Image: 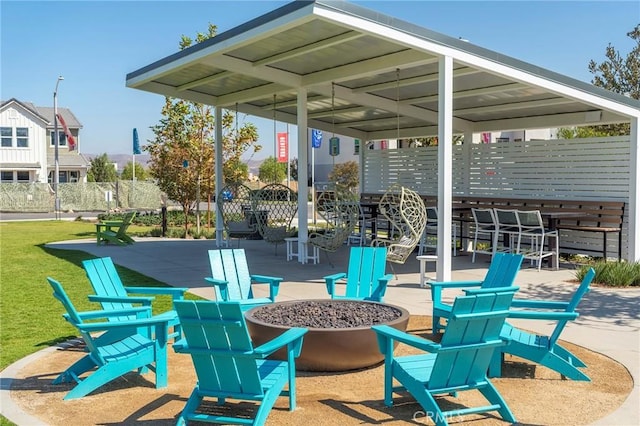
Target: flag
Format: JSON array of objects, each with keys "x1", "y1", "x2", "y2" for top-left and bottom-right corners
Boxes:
[
  {"x1": 311, "y1": 129, "x2": 322, "y2": 148},
  {"x1": 133, "y1": 128, "x2": 141, "y2": 154},
  {"x1": 277, "y1": 132, "x2": 288, "y2": 163},
  {"x1": 56, "y1": 113, "x2": 76, "y2": 151}
]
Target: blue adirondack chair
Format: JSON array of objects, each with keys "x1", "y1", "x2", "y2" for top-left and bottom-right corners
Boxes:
[
  {"x1": 373, "y1": 286, "x2": 519, "y2": 426},
  {"x1": 431, "y1": 252, "x2": 523, "y2": 332},
  {"x1": 46, "y1": 277, "x2": 169, "y2": 400},
  {"x1": 173, "y1": 300, "x2": 307, "y2": 426},
  {"x1": 206, "y1": 249, "x2": 282, "y2": 310},
  {"x1": 494, "y1": 267, "x2": 596, "y2": 381},
  {"x1": 324, "y1": 246, "x2": 393, "y2": 302},
  {"x1": 82, "y1": 256, "x2": 187, "y2": 341}
]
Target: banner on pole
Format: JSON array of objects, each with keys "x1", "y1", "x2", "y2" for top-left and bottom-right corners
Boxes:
[
  {"x1": 277, "y1": 132, "x2": 288, "y2": 163},
  {"x1": 133, "y1": 128, "x2": 141, "y2": 154},
  {"x1": 56, "y1": 113, "x2": 76, "y2": 151},
  {"x1": 311, "y1": 129, "x2": 322, "y2": 148}
]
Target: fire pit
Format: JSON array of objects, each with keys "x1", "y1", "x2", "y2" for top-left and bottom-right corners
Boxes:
[{"x1": 245, "y1": 299, "x2": 410, "y2": 372}]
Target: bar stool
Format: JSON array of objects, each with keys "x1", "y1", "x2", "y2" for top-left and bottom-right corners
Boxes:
[{"x1": 416, "y1": 254, "x2": 438, "y2": 288}]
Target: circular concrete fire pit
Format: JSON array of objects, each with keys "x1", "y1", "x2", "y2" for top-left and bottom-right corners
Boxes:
[{"x1": 245, "y1": 299, "x2": 410, "y2": 372}]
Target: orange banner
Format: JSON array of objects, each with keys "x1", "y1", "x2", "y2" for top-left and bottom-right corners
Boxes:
[{"x1": 56, "y1": 113, "x2": 76, "y2": 151}]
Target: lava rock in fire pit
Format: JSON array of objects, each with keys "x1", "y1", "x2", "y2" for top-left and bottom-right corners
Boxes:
[{"x1": 251, "y1": 300, "x2": 403, "y2": 329}]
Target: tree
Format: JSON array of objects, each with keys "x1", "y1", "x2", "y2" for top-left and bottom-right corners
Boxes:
[
  {"x1": 120, "y1": 161, "x2": 148, "y2": 181},
  {"x1": 223, "y1": 158, "x2": 249, "y2": 183},
  {"x1": 258, "y1": 157, "x2": 286, "y2": 183},
  {"x1": 328, "y1": 161, "x2": 359, "y2": 193},
  {"x1": 87, "y1": 153, "x2": 117, "y2": 182},
  {"x1": 146, "y1": 23, "x2": 261, "y2": 235},
  {"x1": 586, "y1": 24, "x2": 640, "y2": 136}
]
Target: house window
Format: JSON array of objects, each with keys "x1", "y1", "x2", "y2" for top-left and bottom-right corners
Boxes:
[
  {"x1": 1, "y1": 171, "x2": 13, "y2": 182},
  {"x1": 16, "y1": 128, "x2": 29, "y2": 147},
  {"x1": 50, "y1": 131, "x2": 67, "y2": 147},
  {"x1": 69, "y1": 171, "x2": 79, "y2": 183},
  {"x1": 496, "y1": 137, "x2": 510, "y2": 143},
  {"x1": 48, "y1": 170, "x2": 74, "y2": 183},
  {"x1": 17, "y1": 171, "x2": 30, "y2": 182},
  {"x1": 1, "y1": 127, "x2": 12, "y2": 147}
]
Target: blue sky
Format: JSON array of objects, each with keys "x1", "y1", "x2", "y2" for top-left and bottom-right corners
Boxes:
[{"x1": 2, "y1": 0, "x2": 638, "y2": 159}]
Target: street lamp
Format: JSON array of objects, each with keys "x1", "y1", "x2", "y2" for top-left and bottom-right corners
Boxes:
[{"x1": 53, "y1": 75, "x2": 64, "y2": 219}]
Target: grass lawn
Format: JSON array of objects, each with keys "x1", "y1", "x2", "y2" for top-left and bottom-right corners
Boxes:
[{"x1": 0, "y1": 219, "x2": 200, "y2": 370}]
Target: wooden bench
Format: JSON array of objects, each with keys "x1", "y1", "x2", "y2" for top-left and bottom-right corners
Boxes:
[{"x1": 454, "y1": 197, "x2": 625, "y2": 260}]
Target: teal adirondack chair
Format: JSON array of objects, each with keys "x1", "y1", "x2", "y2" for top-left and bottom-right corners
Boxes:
[
  {"x1": 82, "y1": 256, "x2": 187, "y2": 341},
  {"x1": 206, "y1": 249, "x2": 282, "y2": 310},
  {"x1": 173, "y1": 300, "x2": 307, "y2": 426},
  {"x1": 431, "y1": 252, "x2": 523, "y2": 333},
  {"x1": 494, "y1": 267, "x2": 596, "y2": 381},
  {"x1": 96, "y1": 211, "x2": 137, "y2": 245},
  {"x1": 324, "y1": 247, "x2": 393, "y2": 302},
  {"x1": 373, "y1": 286, "x2": 519, "y2": 426},
  {"x1": 47, "y1": 277, "x2": 169, "y2": 400}
]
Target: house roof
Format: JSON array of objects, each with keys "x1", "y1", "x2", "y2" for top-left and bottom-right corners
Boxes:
[
  {"x1": 126, "y1": 0, "x2": 640, "y2": 141},
  {"x1": 0, "y1": 98, "x2": 83, "y2": 129}
]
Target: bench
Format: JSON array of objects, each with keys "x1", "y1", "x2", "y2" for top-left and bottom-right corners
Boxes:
[{"x1": 454, "y1": 197, "x2": 625, "y2": 260}]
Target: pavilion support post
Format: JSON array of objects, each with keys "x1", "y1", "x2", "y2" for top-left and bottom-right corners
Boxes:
[
  {"x1": 297, "y1": 88, "x2": 309, "y2": 262},
  {"x1": 215, "y1": 106, "x2": 225, "y2": 247},
  {"x1": 629, "y1": 116, "x2": 639, "y2": 262},
  {"x1": 437, "y1": 56, "x2": 454, "y2": 282}
]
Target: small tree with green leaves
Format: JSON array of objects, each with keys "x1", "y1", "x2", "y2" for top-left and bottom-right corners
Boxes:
[
  {"x1": 585, "y1": 24, "x2": 639, "y2": 136},
  {"x1": 121, "y1": 161, "x2": 148, "y2": 181},
  {"x1": 289, "y1": 157, "x2": 298, "y2": 181},
  {"x1": 87, "y1": 153, "x2": 117, "y2": 182},
  {"x1": 147, "y1": 23, "x2": 260, "y2": 235},
  {"x1": 328, "y1": 160, "x2": 359, "y2": 193},
  {"x1": 258, "y1": 156, "x2": 287, "y2": 183}
]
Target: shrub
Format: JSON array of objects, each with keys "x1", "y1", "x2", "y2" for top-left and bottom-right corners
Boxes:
[{"x1": 575, "y1": 261, "x2": 640, "y2": 287}]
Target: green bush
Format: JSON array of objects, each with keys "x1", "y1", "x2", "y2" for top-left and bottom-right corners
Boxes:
[{"x1": 576, "y1": 261, "x2": 640, "y2": 287}]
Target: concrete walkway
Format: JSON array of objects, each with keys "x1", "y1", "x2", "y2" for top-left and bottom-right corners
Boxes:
[{"x1": 2, "y1": 237, "x2": 638, "y2": 425}]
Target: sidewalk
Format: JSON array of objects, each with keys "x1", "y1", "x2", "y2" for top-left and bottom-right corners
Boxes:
[{"x1": 2, "y1": 237, "x2": 638, "y2": 425}]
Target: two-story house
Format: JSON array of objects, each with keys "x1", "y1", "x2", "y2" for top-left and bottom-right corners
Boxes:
[{"x1": 0, "y1": 98, "x2": 90, "y2": 184}]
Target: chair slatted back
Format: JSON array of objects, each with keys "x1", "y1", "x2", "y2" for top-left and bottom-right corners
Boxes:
[
  {"x1": 174, "y1": 300, "x2": 263, "y2": 396},
  {"x1": 116, "y1": 211, "x2": 136, "y2": 239},
  {"x1": 430, "y1": 287, "x2": 517, "y2": 389},
  {"x1": 83, "y1": 256, "x2": 140, "y2": 322},
  {"x1": 481, "y1": 253, "x2": 524, "y2": 289},
  {"x1": 47, "y1": 277, "x2": 103, "y2": 363},
  {"x1": 549, "y1": 268, "x2": 595, "y2": 346},
  {"x1": 208, "y1": 249, "x2": 253, "y2": 301},
  {"x1": 345, "y1": 247, "x2": 388, "y2": 298}
]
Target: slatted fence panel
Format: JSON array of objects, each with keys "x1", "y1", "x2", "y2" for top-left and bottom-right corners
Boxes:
[{"x1": 362, "y1": 136, "x2": 630, "y2": 259}]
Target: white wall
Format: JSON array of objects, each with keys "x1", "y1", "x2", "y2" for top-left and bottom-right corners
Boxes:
[{"x1": 0, "y1": 104, "x2": 48, "y2": 182}]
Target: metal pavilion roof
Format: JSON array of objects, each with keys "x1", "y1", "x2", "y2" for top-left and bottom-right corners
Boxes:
[{"x1": 126, "y1": 0, "x2": 639, "y2": 141}]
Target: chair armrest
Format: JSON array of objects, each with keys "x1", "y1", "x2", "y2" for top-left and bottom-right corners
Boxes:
[
  {"x1": 172, "y1": 338, "x2": 188, "y2": 353},
  {"x1": 250, "y1": 275, "x2": 283, "y2": 301},
  {"x1": 205, "y1": 277, "x2": 229, "y2": 300},
  {"x1": 429, "y1": 280, "x2": 484, "y2": 289},
  {"x1": 508, "y1": 311, "x2": 579, "y2": 320},
  {"x1": 76, "y1": 313, "x2": 173, "y2": 332},
  {"x1": 254, "y1": 327, "x2": 308, "y2": 357},
  {"x1": 371, "y1": 324, "x2": 440, "y2": 352},
  {"x1": 369, "y1": 274, "x2": 394, "y2": 301},
  {"x1": 88, "y1": 294, "x2": 154, "y2": 306},
  {"x1": 124, "y1": 286, "x2": 189, "y2": 300},
  {"x1": 511, "y1": 299, "x2": 569, "y2": 310},
  {"x1": 74, "y1": 306, "x2": 151, "y2": 320},
  {"x1": 323, "y1": 273, "x2": 347, "y2": 296}
]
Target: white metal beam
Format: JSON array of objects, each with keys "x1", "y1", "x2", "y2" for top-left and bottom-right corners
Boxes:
[{"x1": 437, "y1": 56, "x2": 454, "y2": 282}]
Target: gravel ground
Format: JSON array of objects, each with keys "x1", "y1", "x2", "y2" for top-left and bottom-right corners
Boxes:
[{"x1": 250, "y1": 300, "x2": 403, "y2": 328}]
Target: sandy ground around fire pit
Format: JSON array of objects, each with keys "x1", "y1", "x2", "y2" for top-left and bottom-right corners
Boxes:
[{"x1": 9, "y1": 316, "x2": 632, "y2": 425}]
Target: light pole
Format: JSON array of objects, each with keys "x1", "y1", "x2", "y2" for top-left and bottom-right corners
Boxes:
[{"x1": 53, "y1": 75, "x2": 64, "y2": 219}]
